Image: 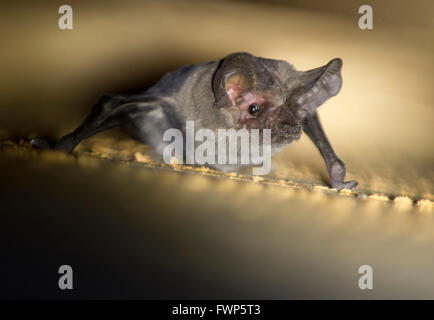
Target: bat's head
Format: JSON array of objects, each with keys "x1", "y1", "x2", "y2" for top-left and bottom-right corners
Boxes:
[{"x1": 213, "y1": 52, "x2": 342, "y2": 147}]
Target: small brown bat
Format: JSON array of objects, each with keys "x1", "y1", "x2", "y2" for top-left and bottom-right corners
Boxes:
[{"x1": 31, "y1": 52, "x2": 357, "y2": 190}]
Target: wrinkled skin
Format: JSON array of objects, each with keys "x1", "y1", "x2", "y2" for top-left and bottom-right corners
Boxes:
[{"x1": 31, "y1": 52, "x2": 357, "y2": 190}]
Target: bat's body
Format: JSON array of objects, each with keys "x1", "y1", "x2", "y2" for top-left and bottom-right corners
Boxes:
[{"x1": 32, "y1": 52, "x2": 357, "y2": 190}]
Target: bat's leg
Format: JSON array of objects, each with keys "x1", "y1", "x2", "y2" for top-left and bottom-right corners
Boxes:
[
  {"x1": 31, "y1": 94, "x2": 161, "y2": 153},
  {"x1": 302, "y1": 112, "x2": 358, "y2": 190}
]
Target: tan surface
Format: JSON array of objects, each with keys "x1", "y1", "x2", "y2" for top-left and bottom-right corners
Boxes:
[{"x1": 0, "y1": 138, "x2": 433, "y2": 298}]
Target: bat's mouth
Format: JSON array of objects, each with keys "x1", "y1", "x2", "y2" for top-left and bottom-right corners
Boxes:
[{"x1": 271, "y1": 123, "x2": 302, "y2": 144}]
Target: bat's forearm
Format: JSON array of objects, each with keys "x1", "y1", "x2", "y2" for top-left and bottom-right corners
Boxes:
[{"x1": 303, "y1": 112, "x2": 357, "y2": 190}]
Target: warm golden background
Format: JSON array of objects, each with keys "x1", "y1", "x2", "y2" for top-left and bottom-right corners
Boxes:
[{"x1": 0, "y1": 0, "x2": 433, "y2": 299}]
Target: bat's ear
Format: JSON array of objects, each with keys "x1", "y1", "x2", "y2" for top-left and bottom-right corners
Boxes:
[
  {"x1": 292, "y1": 58, "x2": 342, "y2": 119},
  {"x1": 212, "y1": 53, "x2": 256, "y2": 108},
  {"x1": 215, "y1": 72, "x2": 252, "y2": 108}
]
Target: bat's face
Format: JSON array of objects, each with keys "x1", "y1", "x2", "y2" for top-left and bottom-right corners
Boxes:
[
  {"x1": 221, "y1": 73, "x2": 302, "y2": 146},
  {"x1": 213, "y1": 52, "x2": 343, "y2": 148}
]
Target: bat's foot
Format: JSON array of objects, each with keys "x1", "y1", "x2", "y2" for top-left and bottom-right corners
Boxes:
[
  {"x1": 30, "y1": 137, "x2": 55, "y2": 150},
  {"x1": 30, "y1": 136, "x2": 77, "y2": 153},
  {"x1": 332, "y1": 179, "x2": 358, "y2": 191}
]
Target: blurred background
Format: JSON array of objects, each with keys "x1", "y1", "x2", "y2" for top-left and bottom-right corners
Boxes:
[
  {"x1": 0, "y1": 0, "x2": 433, "y2": 299},
  {"x1": 1, "y1": 0, "x2": 433, "y2": 196}
]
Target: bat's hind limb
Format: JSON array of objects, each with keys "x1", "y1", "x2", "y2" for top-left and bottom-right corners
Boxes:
[{"x1": 31, "y1": 94, "x2": 164, "y2": 154}]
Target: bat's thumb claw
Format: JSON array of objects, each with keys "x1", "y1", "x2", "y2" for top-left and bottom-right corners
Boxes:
[{"x1": 334, "y1": 180, "x2": 358, "y2": 191}]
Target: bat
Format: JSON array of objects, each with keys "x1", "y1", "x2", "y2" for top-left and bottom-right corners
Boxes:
[{"x1": 31, "y1": 52, "x2": 358, "y2": 190}]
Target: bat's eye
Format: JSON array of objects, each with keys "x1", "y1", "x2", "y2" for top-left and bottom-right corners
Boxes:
[{"x1": 248, "y1": 104, "x2": 260, "y2": 115}]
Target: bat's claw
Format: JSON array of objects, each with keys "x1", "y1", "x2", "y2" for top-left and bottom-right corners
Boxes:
[
  {"x1": 333, "y1": 180, "x2": 358, "y2": 191},
  {"x1": 30, "y1": 137, "x2": 55, "y2": 150}
]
